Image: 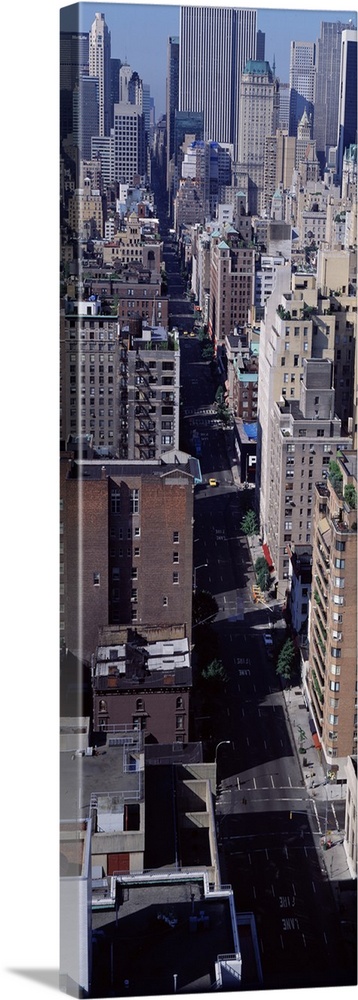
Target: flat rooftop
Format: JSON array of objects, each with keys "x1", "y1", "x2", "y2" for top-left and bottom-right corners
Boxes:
[
  {"x1": 60, "y1": 733, "x2": 143, "y2": 822},
  {"x1": 92, "y1": 875, "x2": 237, "y2": 996}
]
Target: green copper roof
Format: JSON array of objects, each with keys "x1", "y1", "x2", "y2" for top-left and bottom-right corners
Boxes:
[{"x1": 243, "y1": 59, "x2": 272, "y2": 77}]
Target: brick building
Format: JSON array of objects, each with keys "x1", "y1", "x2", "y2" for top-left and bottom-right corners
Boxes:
[
  {"x1": 83, "y1": 266, "x2": 169, "y2": 329},
  {"x1": 208, "y1": 227, "x2": 255, "y2": 350},
  {"x1": 92, "y1": 624, "x2": 191, "y2": 743},
  {"x1": 61, "y1": 457, "x2": 195, "y2": 662}
]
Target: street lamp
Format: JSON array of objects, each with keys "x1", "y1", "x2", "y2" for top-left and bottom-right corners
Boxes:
[{"x1": 193, "y1": 562, "x2": 208, "y2": 590}]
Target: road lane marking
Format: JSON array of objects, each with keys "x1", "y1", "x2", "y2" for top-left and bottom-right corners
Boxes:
[
  {"x1": 312, "y1": 799, "x2": 322, "y2": 835},
  {"x1": 253, "y1": 777, "x2": 257, "y2": 789},
  {"x1": 271, "y1": 775, "x2": 275, "y2": 788},
  {"x1": 312, "y1": 881, "x2": 316, "y2": 893}
]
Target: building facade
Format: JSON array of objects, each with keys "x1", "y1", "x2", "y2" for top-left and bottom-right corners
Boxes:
[
  {"x1": 289, "y1": 40, "x2": 316, "y2": 137},
  {"x1": 92, "y1": 626, "x2": 191, "y2": 744},
  {"x1": 267, "y1": 359, "x2": 350, "y2": 589},
  {"x1": 166, "y1": 35, "x2": 179, "y2": 200},
  {"x1": 89, "y1": 11, "x2": 111, "y2": 137},
  {"x1": 314, "y1": 20, "x2": 352, "y2": 174},
  {"x1": 179, "y1": 5, "x2": 257, "y2": 158},
  {"x1": 306, "y1": 452, "x2": 357, "y2": 763},
  {"x1": 208, "y1": 227, "x2": 255, "y2": 350},
  {"x1": 336, "y1": 28, "x2": 358, "y2": 186},
  {"x1": 113, "y1": 103, "x2": 146, "y2": 185},
  {"x1": 238, "y1": 60, "x2": 279, "y2": 216},
  {"x1": 61, "y1": 458, "x2": 194, "y2": 662}
]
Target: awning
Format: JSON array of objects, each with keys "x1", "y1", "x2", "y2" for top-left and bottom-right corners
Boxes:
[
  {"x1": 318, "y1": 517, "x2": 330, "y2": 537},
  {"x1": 262, "y1": 543, "x2": 274, "y2": 571},
  {"x1": 312, "y1": 732, "x2": 322, "y2": 751}
]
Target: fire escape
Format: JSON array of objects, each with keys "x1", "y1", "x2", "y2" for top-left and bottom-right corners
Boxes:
[
  {"x1": 118, "y1": 343, "x2": 129, "y2": 459},
  {"x1": 134, "y1": 354, "x2": 157, "y2": 460}
]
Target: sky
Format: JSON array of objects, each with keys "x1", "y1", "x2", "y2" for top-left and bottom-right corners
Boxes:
[{"x1": 61, "y1": 1, "x2": 357, "y2": 117}]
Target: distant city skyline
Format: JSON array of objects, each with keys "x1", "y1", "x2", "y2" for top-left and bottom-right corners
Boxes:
[{"x1": 60, "y1": 2, "x2": 357, "y2": 117}]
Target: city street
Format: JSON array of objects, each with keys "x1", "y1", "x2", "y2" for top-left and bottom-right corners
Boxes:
[
  {"x1": 177, "y1": 316, "x2": 356, "y2": 990},
  {"x1": 155, "y1": 181, "x2": 356, "y2": 991}
]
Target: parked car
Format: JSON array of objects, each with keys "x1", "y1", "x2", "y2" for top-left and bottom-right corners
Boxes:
[{"x1": 209, "y1": 478, "x2": 218, "y2": 487}]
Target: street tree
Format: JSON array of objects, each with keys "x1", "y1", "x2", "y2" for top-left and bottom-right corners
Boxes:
[
  {"x1": 201, "y1": 658, "x2": 227, "y2": 685},
  {"x1": 241, "y1": 509, "x2": 258, "y2": 536},
  {"x1": 192, "y1": 589, "x2": 218, "y2": 626},
  {"x1": 276, "y1": 638, "x2": 296, "y2": 683},
  {"x1": 255, "y1": 556, "x2": 270, "y2": 592}
]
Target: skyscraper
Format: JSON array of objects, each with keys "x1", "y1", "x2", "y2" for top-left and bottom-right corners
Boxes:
[
  {"x1": 179, "y1": 6, "x2": 257, "y2": 158},
  {"x1": 314, "y1": 21, "x2": 352, "y2": 174},
  {"x1": 89, "y1": 11, "x2": 111, "y2": 136},
  {"x1": 60, "y1": 29, "x2": 89, "y2": 140},
  {"x1": 238, "y1": 60, "x2": 279, "y2": 215},
  {"x1": 113, "y1": 103, "x2": 146, "y2": 184},
  {"x1": 336, "y1": 27, "x2": 358, "y2": 185},
  {"x1": 289, "y1": 40, "x2": 316, "y2": 137},
  {"x1": 110, "y1": 57, "x2": 122, "y2": 127},
  {"x1": 256, "y1": 29, "x2": 265, "y2": 61},
  {"x1": 73, "y1": 75, "x2": 99, "y2": 160},
  {"x1": 166, "y1": 36, "x2": 179, "y2": 195}
]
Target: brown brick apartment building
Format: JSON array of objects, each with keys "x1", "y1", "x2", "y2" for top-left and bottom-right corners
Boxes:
[{"x1": 61, "y1": 457, "x2": 195, "y2": 663}]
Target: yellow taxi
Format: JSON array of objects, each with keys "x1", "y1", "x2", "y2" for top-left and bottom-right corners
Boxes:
[{"x1": 209, "y1": 478, "x2": 218, "y2": 487}]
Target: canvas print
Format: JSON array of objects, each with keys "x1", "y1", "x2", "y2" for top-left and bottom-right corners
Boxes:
[{"x1": 59, "y1": 3, "x2": 357, "y2": 996}]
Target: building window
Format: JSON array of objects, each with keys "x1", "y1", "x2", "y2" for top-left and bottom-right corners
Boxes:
[
  {"x1": 93, "y1": 573, "x2": 100, "y2": 586},
  {"x1": 163, "y1": 596, "x2": 168, "y2": 606},
  {"x1": 111, "y1": 490, "x2": 120, "y2": 513},
  {"x1": 176, "y1": 715, "x2": 184, "y2": 730},
  {"x1": 334, "y1": 558, "x2": 345, "y2": 569},
  {"x1": 331, "y1": 647, "x2": 341, "y2": 658},
  {"x1": 329, "y1": 714, "x2": 338, "y2": 725},
  {"x1": 335, "y1": 540, "x2": 346, "y2": 552},
  {"x1": 173, "y1": 551, "x2": 179, "y2": 563},
  {"x1": 130, "y1": 489, "x2": 139, "y2": 514},
  {"x1": 176, "y1": 697, "x2": 184, "y2": 709},
  {"x1": 136, "y1": 698, "x2": 144, "y2": 711},
  {"x1": 334, "y1": 577, "x2": 345, "y2": 588},
  {"x1": 330, "y1": 681, "x2": 340, "y2": 692},
  {"x1": 331, "y1": 663, "x2": 341, "y2": 675},
  {"x1": 134, "y1": 547, "x2": 140, "y2": 556},
  {"x1": 131, "y1": 567, "x2": 138, "y2": 579},
  {"x1": 173, "y1": 531, "x2": 179, "y2": 543},
  {"x1": 131, "y1": 588, "x2": 138, "y2": 602},
  {"x1": 173, "y1": 572, "x2": 179, "y2": 584}
]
